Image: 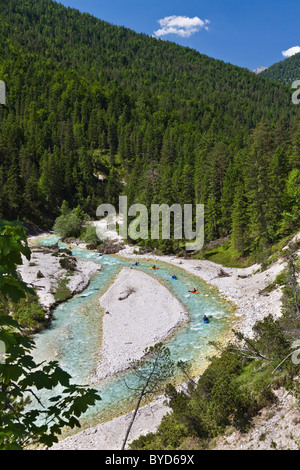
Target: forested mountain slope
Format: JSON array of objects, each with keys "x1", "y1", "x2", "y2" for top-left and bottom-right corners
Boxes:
[
  {"x1": 0, "y1": 0, "x2": 299, "y2": 255},
  {"x1": 261, "y1": 53, "x2": 300, "y2": 84}
]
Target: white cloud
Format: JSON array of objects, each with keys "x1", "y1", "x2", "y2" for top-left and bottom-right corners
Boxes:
[
  {"x1": 154, "y1": 15, "x2": 210, "y2": 38},
  {"x1": 282, "y1": 46, "x2": 300, "y2": 58}
]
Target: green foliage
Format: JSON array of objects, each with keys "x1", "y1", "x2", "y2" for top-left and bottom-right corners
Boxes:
[
  {"x1": 80, "y1": 225, "x2": 100, "y2": 248},
  {"x1": 234, "y1": 361, "x2": 277, "y2": 409},
  {"x1": 260, "y1": 271, "x2": 288, "y2": 293},
  {"x1": 157, "y1": 239, "x2": 176, "y2": 255},
  {"x1": 53, "y1": 202, "x2": 99, "y2": 245},
  {"x1": 131, "y1": 253, "x2": 300, "y2": 451},
  {"x1": 280, "y1": 170, "x2": 300, "y2": 234},
  {"x1": 53, "y1": 277, "x2": 72, "y2": 303},
  {"x1": 59, "y1": 255, "x2": 77, "y2": 271},
  {"x1": 0, "y1": 222, "x2": 101, "y2": 449},
  {"x1": 131, "y1": 350, "x2": 261, "y2": 449},
  {"x1": 11, "y1": 294, "x2": 46, "y2": 332},
  {"x1": 53, "y1": 208, "x2": 83, "y2": 239},
  {"x1": 231, "y1": 183, "x2": 247, "y2": 255},
  {"x1": 252, "y1": 315, "x2": 290, "y2": 362},
  {"x1": 195, "y1": 240, "x2": 252, "y2": 268},
  {"x1": 279, "y1": 248, "x2": 300, "y2": 340},
  {"x1": 0, "y1": 221, "x2": 33, "y2": 302},
  {"x1": 0, "y1": 316, "x2": 101, "y2": 449},
  {"x1": 261, "y1": 53, "x2": 300, "y2": 84},
  {"x1": 0, "y1": 0, "x2": 299, "y2": 257},
  {"x1": 129, "y1": 432, "x2": 160, "y2": 451},
  {"x1": 127, "y1": 343, "x2": 175, "y2": 397},
  {"x1": 54, "y1": 201, "x2": 102, "y2": 249}
]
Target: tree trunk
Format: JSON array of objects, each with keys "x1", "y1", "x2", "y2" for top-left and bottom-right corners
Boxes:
[{"x1": 121, "y1": 390, "x2": 144, "y2": 450}]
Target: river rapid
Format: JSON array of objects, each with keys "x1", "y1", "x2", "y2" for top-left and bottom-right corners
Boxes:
[{"x1": 31, "y1": 235, "x2": 235, "y2": 429}]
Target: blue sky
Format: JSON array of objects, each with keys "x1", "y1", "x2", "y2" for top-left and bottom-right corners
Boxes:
[{"x1": 57, "y1": 0, "x2": 299, "y2": 70}]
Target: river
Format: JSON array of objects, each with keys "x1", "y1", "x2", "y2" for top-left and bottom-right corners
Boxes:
[{"x1": 32, "y1": 235, "x2": 235, "y2": 430}]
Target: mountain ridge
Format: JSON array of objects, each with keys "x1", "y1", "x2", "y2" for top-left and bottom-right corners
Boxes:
[
  {"x1": 252, "y1": 66, "x2": 268, "y2": 75},
  {"x1": 0, "y1": 0, "x2": 299, "y2": 257},
  {"x1": 261, "y1": 52, "x2": 300, "y2": 84}
]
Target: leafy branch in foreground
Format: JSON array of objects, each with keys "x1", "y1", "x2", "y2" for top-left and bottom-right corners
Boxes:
[
  {"x1": 0, "y1": 316, "x2": 101, "y2": 449},
  {"x1": 0, "y1": 221, "x2": 33, "y2": 303},
  {"x1": 0, "y1": 221, "x2": 101, "y2": 449}
]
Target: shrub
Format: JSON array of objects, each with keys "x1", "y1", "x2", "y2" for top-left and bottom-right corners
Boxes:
[
  {"x1": 53, "y1": 211, "x2": 82, "y2": 238},
  {"x1": 59, "y1": 256, "x2": 77, "y2": 271},
  {"x1": 12, "y1": 295, "x2": 46, "y2": 331},
  {"x1": 54, "y1": 278, "x2": 72, "y2": 302},
  {"x1": 81, "y1": 225, "x2": 100, "y2": 248}
]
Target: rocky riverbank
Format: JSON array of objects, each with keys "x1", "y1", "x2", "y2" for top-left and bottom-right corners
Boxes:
[
  {"x1": 36, "y1": 232, "x2": 299, "y2": 451},
  {"x1": 18, "y1": 242, "x2": 102, "y2": 311}
]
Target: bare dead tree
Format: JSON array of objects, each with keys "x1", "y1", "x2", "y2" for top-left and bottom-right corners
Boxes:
[{"x1": 118, "y1": 287, "x2": 136, "y2": 301}]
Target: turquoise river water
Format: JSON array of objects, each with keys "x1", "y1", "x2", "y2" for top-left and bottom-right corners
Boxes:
[{"x1": 32, "y1": 235, "x2": 235, "y2": 430}]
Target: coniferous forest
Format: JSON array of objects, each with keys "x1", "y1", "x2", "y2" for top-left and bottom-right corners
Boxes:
[
  {"x1": 0, "y1": 0, "x2": 300, "y2": 257},
  {"x1": 261, "y1": 52, "x2": 300, "y2": 84},
  {"x1": 1, "y1": 0, "x2": 300, "y2": 453}
]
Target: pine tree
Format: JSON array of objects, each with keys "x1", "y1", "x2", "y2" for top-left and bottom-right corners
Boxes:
[
  {"x1": 244, "y1": 121, "x2": 273, "y2": 248},
  {"x1": 231, "y1": 182, "x2": 248, "y2": 256}
]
